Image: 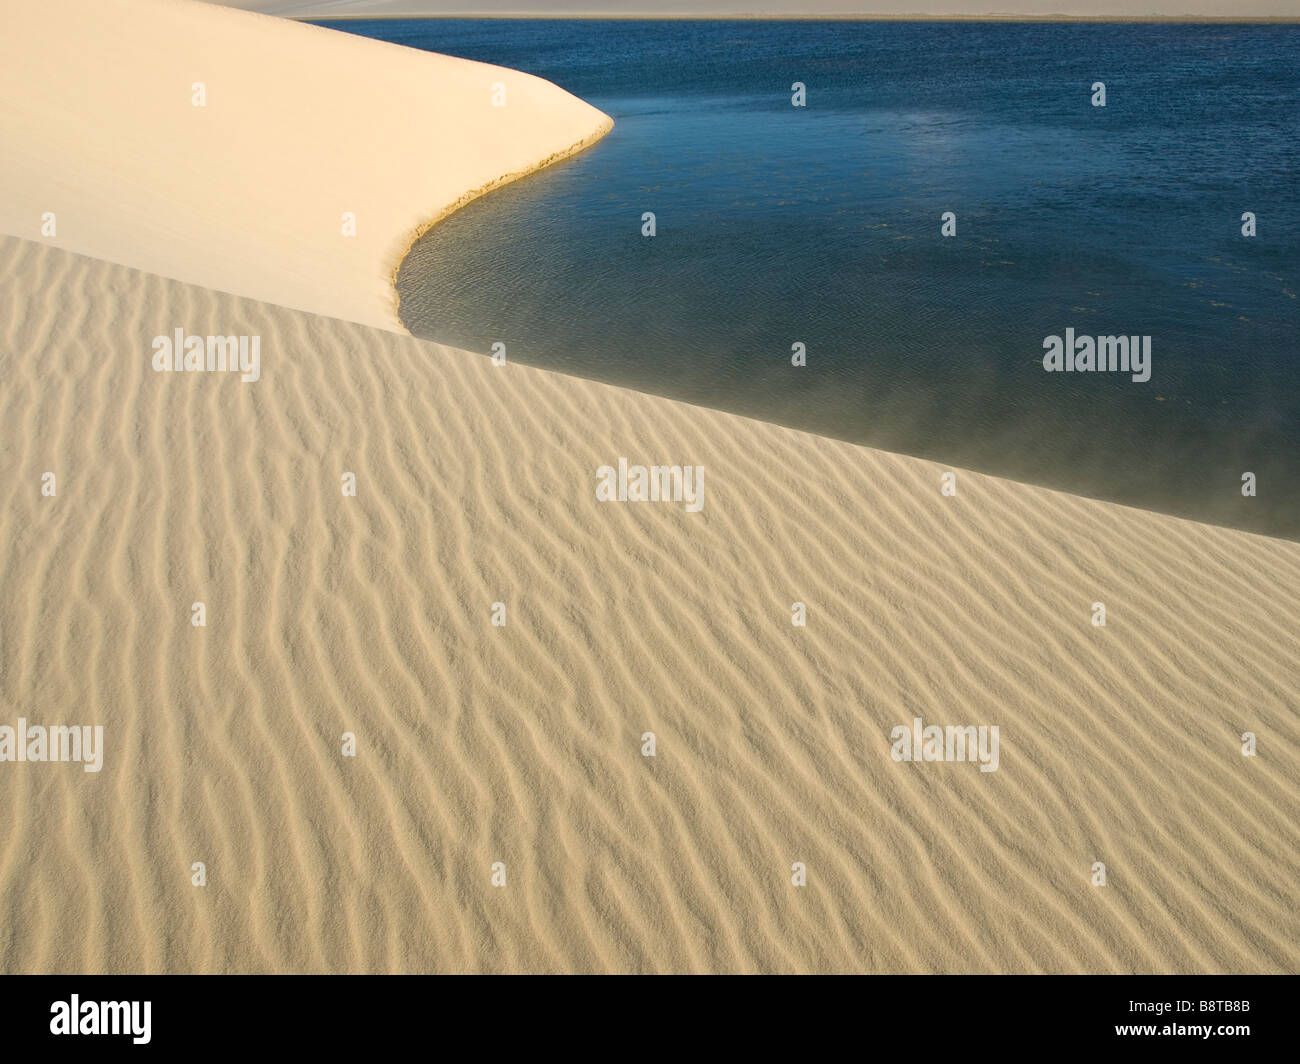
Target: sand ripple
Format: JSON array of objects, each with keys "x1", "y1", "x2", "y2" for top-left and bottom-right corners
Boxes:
[{"x1": 0, "y1": 236, "x2": 1296, "y2": 973}]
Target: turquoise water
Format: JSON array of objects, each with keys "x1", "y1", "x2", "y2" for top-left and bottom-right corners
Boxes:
[{"x1": 328, "y1": 19, "x2": 1298, "y2": 538}]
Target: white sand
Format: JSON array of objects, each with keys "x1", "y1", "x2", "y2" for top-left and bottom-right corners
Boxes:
[
  {"x1": 0, "y1": 0, "x2": 612, "y2": 331},
  {"x1": 1, "y1": 0, "x2": 1297, "y2": 973}
]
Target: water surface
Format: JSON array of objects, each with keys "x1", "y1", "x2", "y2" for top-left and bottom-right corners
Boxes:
[{"x1": 326, "y1": 19, "x2": 1299, "y2": 538}]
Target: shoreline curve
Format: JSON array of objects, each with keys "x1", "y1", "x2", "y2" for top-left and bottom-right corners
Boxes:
[{"x1": 0, "y1": 0, "x2": 614, "y2": 334}]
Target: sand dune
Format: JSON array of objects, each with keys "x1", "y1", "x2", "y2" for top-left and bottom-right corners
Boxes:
[
  {"x1": 0, "y1": 0, "x2": 611, "y2": 332},
  {"x1": 1, "y1": 0, "x2": 1297, "y2": 974},
  {"x1": 1, "y1": 233, "x2": 1297, "y2": 972}
]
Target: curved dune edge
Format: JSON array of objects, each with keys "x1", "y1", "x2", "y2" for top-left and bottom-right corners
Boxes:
[
  {"x1": 0, "y1": 0, "x2": 612, "y2": 333},
  {"x1": 388, "y1": 119, "x2": 614, "y2": 326},
  {"x1": 2, "y1": 233, "x2": 1298, "y2": 974}
]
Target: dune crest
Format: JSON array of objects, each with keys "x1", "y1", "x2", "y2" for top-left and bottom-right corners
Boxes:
[{"x1": 0, "y1": 0, "x2": 612, "y2": 331}]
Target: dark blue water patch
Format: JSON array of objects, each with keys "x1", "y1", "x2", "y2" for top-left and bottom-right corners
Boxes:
[{"x1": 323, "y1": 19, "x2": 1299, "y2": 539}]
